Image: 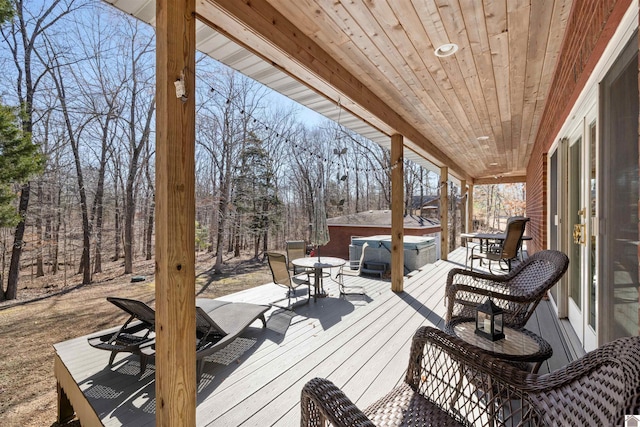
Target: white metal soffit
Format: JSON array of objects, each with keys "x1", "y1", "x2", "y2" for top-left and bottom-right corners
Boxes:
[{"x1": 104, "y1": 0, "x2": 448, "y2": 180}]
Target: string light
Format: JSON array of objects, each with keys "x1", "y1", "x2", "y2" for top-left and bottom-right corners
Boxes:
[{"x1": 208, "y1": 87, "x2": 401, "y2": 173}]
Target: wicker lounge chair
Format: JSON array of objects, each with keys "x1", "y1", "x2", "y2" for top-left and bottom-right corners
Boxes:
[
  {"x1": 88, "y1": 297, "x2": 269, "y2": 382},
  {"x1": 446, "y1": 249, "x2": 569, "y2": 329},
  {"x1": 468, "y1": 216, "x2": 529, "y2": 272},
  {"x1": 301, "y1": 326, "x2": 640, "y2": 426},
  {"x1": 266, "y1": 252, "x2": 312, "y2": 310}
]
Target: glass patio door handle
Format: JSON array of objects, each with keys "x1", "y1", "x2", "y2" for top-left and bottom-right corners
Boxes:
[{"x1": 573, "y1": 223, "x2": 585, "y2": 245}]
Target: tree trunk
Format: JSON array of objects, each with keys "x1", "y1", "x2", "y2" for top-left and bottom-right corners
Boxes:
[
  {"x1": 124, "y1": 187, "x2": 135, "y2": 273},
  {"x1": 146, "y1": 194, "x2": 154, "y2": 260},
  {"x1": 35, "y1": 180, "x2": 44, "y2": 277},
  {"x1": 93, "y1": 203, "x2": 103, "y2": 274},
  {"x1": 114, "y1": 178, "x2": 121, "y2": 261},
  {"x1": 4, "y1": 184, "x2": 30, "y2": 300},
  {"x1": 124, "y1": 97, "x2": 155, "y2": 274},
  {"x1": 214, "y1": 155, "x2": 232, "y2": 272},
  {"x1": 49, "y1": 60, "x2": 91, "y2": 285},
  {"x1": 52, "y1": 184, "x2": 61, "y2": 275}
]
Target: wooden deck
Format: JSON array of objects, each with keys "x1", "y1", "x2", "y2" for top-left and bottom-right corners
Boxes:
[{"x1": 54, "y1": 247, "x2": 582, "y2": 426}]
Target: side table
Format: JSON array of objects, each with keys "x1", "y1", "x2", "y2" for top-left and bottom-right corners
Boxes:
[{"x1": 445, "y1": 317, "x2": 552, "y2": 373}]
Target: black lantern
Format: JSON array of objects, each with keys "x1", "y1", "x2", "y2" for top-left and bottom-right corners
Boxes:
[{"x1": 475, "y1": 298, "x2": 505, "y2": 341}]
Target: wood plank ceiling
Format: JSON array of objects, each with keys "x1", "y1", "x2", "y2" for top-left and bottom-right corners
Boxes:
[{"x1": 106, "y1": 0, "x2": 573, "y2": 183}]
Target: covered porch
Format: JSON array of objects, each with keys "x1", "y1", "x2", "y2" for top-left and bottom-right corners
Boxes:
[
  {"x1": 93, "y1": 0, "x2": 638, "y2": 424},
  {"x1": 55, "y1": 247, "x2": 581, "y2": 426}
]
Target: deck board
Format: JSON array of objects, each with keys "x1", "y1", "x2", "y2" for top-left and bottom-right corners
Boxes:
[{"x1": 54, "y1": 247, "x2": 578, "y2": 426}]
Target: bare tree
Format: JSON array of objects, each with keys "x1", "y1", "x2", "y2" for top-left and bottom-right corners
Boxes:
[
  {"x1": 0, "y1": 0, "x2": 84, "y2": 299},
  {"x1": 118, "y1": 20, "x2": 155, "y2": 274},
  {"x1": 197, "y1": 68, "x2": 263, "y2": 272}
]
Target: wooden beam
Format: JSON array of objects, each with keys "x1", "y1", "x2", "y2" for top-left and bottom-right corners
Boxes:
[
  {"x1": 156, "y1": 0, "x2": 197, "y2": 425},
  {"x1": 467, "y1": 184, "x2": 474, "y2": 233},
  {"x1": 391, "y1": 134, "x2": 404, "y2": 292},
  {"x1": 473, "y1": 175, "x2": 527, "y2": 185},
  {"x1": 197, "y1": 0, "x2": 471, "y2": 182},
  {"x1": 440, "y1": 167, "x2": 449, "y2": 261},
  {"x1": 460, "y1": 180, "x2": 467, "y2": 234}
]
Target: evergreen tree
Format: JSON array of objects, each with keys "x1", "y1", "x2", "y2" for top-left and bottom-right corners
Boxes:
[
  {"x1": 0, "y1": 105, "x2": 43, "y2": 227},
  {"x1": 234, "y1": 132, "x2": 282, "y2": 258},
  {"x1": 0, "y1": 0, "x2": 13, "y2": 24}
]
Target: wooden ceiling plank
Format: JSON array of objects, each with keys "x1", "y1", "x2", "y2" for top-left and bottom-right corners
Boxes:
[
  {"x1": 521, "y1": 0, "x2": 573, "y2": 168},
  {"x1": 373, "y1": 1, "x2": 482, "y2": 158},
  {"x1": 437, "y1": 0, "x2": 495, "y2": 139},
  {"x1": 305, "y1": 0, "x2": 456, "y2": 149},
  {"x1": 335, "y1": 0, "x2": 477, "y2": 157},
  {"x1": 199, "y1": 0, "x2": 470, "y2": 179},
  {"x1": 458, "y1": 0, "x2": 507, "y2": 169},
  {"x1": 485, "y1": 0, "x2": 512, "y2": 171},
  {"x1": 299, "y1": 0, "x2": 479, "y2": 167},
  {"x1": 519, "y1": 0, "x2": 555, "y2": 169},
  {"x1": 410, "y1": 1, "x2": 488, "y2": 164},
  {"x1": 331, "y1": 2, "x2": 440, "y2": 134},
  {"x1": 506, "y1": 0, "x2": 531, "y2": 170}
]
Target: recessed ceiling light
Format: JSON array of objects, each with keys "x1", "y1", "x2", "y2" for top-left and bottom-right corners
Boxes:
[
  {"x1": 434, "y1": 43, "x2": 459, "y2": 57},
  {"x1": 489, "y1": 162, "x2": 499, "y2": 166},
  {"x1": 477, "y1": 136, "x2": 489, "y2": 141}
]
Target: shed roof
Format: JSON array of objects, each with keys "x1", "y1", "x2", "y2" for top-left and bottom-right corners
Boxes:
[{"x1": 327, "y1": 210, "x2": 439, "y2": 228}]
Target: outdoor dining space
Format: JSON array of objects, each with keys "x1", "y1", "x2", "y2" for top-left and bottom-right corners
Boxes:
[{"x1": 54, "y1": 247, "x2": 590, "y2": 426}]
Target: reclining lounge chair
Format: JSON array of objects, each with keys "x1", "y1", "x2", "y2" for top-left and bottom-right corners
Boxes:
[
  {"x1": 87, "y1": 297, "x2": 156, "y2": 372},
  {"x1": 88, "y1": 297, "x2": 269, "y2": 383}
]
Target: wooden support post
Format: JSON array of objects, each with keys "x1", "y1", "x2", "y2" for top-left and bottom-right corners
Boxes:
[
  {"x1": 156, "y1": 0, "x2": 196, "y2": 425},
  {"x1": 460, "y1": 180, "x2": 467, "y2": 234},
  {"x1": 468, "y1": 183, "x2": 474, "y2": 233},
  {"x1": 440, "y1": 167, "x2": 449, "y2": 261},
  {"x1": 391, "y1": 134, "x2": 404, "y2": 292}
]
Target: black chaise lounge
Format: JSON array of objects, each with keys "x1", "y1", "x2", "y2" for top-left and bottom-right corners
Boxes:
[
  {"x1": 88, "y1": 297, "x2": 269, "y2": 382},
  {"x1": 87, "y1": 297, "x2": 156, "y2": 371}
]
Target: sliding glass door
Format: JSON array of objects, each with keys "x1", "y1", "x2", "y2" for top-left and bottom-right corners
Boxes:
[{"x1": 600, "y1": 33, "x2": 639, "y2": 343}]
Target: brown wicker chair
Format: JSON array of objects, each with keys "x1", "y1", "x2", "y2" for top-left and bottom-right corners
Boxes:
[
  {"x1": 301, "y1": 327, "x2": 640, "y2": 426},
  {"x1": 445, "y1": 249, "x2": 569, "y2": 329}
]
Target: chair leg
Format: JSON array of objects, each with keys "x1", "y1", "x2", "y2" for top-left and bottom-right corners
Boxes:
[
  {"x1": 108, "y1": 351, "x2": 117, "y2": 367},
  {"x1": 197, "y1": 359, "x2": 205, "y2": 385},
  {"x1": 139, "y1": 355, "x2": 148, "y2": 378}
]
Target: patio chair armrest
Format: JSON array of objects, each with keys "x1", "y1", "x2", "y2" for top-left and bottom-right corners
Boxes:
[
  {"x1": 448, "y1": 267, "x2": 513, "y2": 285},
  {"x1": 291, "y1": 272, "x2": 311, "y2": 285},
  {"x1": 335, "y1": 260, "x2": 360, "y2": 278},
  {"x1": 301, "y1": 377, "x2": 375, "y2": 427}
]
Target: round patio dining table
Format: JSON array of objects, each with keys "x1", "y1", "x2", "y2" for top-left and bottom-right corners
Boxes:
[{"x1": 291, "y1": 256, "x2": 345, "y2": 299}]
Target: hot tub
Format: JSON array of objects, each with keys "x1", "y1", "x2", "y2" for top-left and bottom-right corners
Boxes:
[{"x1": 349, "y1": 235, "x2": 437, "y2": 273}]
